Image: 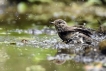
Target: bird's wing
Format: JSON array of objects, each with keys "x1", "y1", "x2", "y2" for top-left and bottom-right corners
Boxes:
[
  {"x1": 75, "y1": 28, "x2": 92, "y2": 37},
  {"x1": 64, "y1": 26, "x2": 77, "y2": 32},
  {"x1": 64, "y1": 26, "x2": 92, "y2": 37}
]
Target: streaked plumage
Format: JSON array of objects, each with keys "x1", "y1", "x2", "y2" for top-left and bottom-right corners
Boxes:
[{"x1": 51, "y1": 19, "x2": 92, "y2": 44}]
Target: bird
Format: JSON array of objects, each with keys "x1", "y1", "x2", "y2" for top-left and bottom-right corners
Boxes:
[{"x1": 51, "y1": 19, "x2": 93, "y2": 44}]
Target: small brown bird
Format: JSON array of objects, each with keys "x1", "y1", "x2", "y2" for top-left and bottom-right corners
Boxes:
[{"x1": 51, "y1": 19, "x2": 92, "y2": 44}]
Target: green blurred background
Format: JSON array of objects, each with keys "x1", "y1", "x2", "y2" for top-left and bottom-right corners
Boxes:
[
  {"x1": 0, "y1": 0, "x2": 106, "y2": 71},
  {"x1": 1, "y1": 0, "x2": 106, "y2": 29}
]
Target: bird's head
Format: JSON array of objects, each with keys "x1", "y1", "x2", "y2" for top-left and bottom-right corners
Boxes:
[{"x1": 51, "y1": 19, "x2": 67, "y2": 28}]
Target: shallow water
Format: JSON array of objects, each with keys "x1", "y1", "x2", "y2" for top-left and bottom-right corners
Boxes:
[
  {"x1": 0, "y1": 27, "x2": 85, "y2": 71},
  {"x1": 0, "y1": 27, "x2": 106, "y2": 71}
]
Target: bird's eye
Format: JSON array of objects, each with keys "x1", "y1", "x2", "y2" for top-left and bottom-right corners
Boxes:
[{"x1": 58, "y1": 21, "x2": 62, "y2": 24}]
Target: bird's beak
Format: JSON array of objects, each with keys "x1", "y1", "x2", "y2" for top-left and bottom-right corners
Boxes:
[{"x1": 50, "y1": 22, "x2": 55, "y2": 24}]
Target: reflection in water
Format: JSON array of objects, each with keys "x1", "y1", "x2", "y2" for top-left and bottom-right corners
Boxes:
[{"x1": 47, "y1": 53, "x2": 72, "y2": 65}]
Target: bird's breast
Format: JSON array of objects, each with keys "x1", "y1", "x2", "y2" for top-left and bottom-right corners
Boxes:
[{"x1": 58, "y1": 31, "x2": 74, "y2": 41}]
